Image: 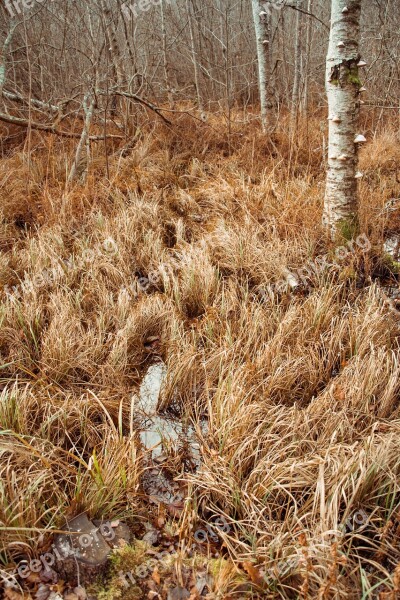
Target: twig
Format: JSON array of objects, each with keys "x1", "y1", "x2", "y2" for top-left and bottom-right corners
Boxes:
[
  {"x1": 363, "y1": 104, "x2": 400, "y2": 109},
  {"x1": 285, "y1": 3, "x2": 329, "y2": 29}
]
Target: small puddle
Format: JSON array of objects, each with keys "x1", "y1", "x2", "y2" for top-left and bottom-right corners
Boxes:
[
  {"x1": 384, "y1": 236, "x2": 400, "y2": 261},
  {"x1": 136, "y1": 362, "x2": 204, "y2": 505}
]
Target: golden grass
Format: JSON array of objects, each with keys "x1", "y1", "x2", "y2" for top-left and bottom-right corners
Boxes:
[{"x1": 0, "y1": 109, "x2": 400, "y2": 598}]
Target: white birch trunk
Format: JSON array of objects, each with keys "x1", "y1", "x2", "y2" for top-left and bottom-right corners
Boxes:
[
  {"x1": 323, "y1": 0, "x2": 363, "y2": 236},
  {"x1": 0, "y1": 21, "x2": 16, "y2": 99},
  {"x1": 251, "y1": 0, "x2": 272, "y2": 131},
  {"x1": 252, "y1": 0, "x2": 271, "y2": 131}
]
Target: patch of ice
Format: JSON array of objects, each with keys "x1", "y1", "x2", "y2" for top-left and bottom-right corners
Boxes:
[{"x1": 138, "y1": 362, "x2": 167, "y2": 416}]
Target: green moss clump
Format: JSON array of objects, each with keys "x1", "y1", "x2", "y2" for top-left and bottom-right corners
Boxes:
[
  {"x1": 348, "y1": 71, "x2": 362, "y2": 86},
  {"x1": 383, "y1": 254, "x2": 400, "y2": 274},
  {"x1": 208, "y1": 557, "x2": 231, "y2": 577},
  {"x1": 338, "y1": 265, "x2": 357, "y2": 281},
  {"x1": 342, "y1": 63, "x2": 362, "y2": 87},
  {"x1": 91, "y1": 543, "x2": 147, "y2": 600},
  {"x1": 335, "y1": 216, "x2": 359, "y2": 243}
]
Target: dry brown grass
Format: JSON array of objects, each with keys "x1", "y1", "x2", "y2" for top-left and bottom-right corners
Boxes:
[{"x1": 0, "y1": 108, "x2": 400, "y2": 598}]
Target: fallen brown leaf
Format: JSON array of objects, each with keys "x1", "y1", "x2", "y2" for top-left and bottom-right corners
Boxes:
[
  {"x1": 156, "y1": 515, "x2": 166, "y2": 528},
  {"x1": 152, "y1": 567, "x2": 161, "y2": 585},
  {"x1": 242, "y1": 561, "x2": 264, "y2": 586}
]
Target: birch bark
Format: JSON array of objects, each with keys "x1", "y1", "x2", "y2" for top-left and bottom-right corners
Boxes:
[
  {"x1": 0, "y1": 20, "x2": 16, "y2": 99},
  {"x1": 251, "y1": 0, "x2": 272, "y2": 131},
  {"x1": 323, "y1": 0, "x2": 363, "y2": 237}
]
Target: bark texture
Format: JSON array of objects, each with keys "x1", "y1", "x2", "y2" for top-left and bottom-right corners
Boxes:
[
  {"x1": 0, "y1": 21, "x2": 15, "y2": 99},
  {"x1": 291, "y1": 0, "x2": 303, "y2": 125},
  {"x1": 323, "y1": 0, "x2": 363, "y2": 236},
  {"x1": 67, "y1": 93, "x2": 95, "y2": 184},
  {"x1": 186, "y1": 0, "x2": 204, "y2": 114},
  {"x1": 251, "y1": 0, "x2": 272, "y2": 131},
  {"x1": 161, "y1": 0, "x2": 174, "y2": 108}
]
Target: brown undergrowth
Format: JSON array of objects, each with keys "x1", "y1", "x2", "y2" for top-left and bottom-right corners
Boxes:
[{"x1": 0, "y1": 108, "x2": 400, "y2": 598}]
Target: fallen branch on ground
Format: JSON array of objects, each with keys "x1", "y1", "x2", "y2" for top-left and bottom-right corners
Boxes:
[
  {"x1": 0, "y1": 112, "x2": 124, "y2": 140},
  {"x1": 2, "y1": 90, "x2": 60, "y2": 113}
]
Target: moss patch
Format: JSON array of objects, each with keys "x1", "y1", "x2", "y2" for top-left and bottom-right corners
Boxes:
[
  {"x1": 383, "y1": 254, "x2": 400, "y2": 274},
  {"x1": 334, "y1": 216, "x2": 360, "y2": 243},
  {"x1": 90, "y1": 543, "x2": 148, "y2": 600},
  {"x1": 348, "y1": 65, "x2": 362, "y2": 87}
]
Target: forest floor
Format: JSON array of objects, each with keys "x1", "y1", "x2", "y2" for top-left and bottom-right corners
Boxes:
[{"x1": 0, "y1": 108, "x2": 400, "y2": 599}]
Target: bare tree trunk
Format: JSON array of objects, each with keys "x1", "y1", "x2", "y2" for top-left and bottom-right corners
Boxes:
[
  {"x1": 67, "y1": 93, "x2": 95, "y2": 184},
  {"x1": 0, "y1": 20, "x2": 15, "y2": 99},
  {"x1": 160, "y1": 0, "x2": 174, "y2": 108},
  {"x1": 99, "y1": 0, "x2": 125, "y2": 117},
  {"x1": 251, "y1": 0, "x2": 272, "y2": 131},
  {"x1": 186, "y1": 0, "x2": 204, "y2": 114},
  {"x1": 291, "y1": 0, "x2": 303, "y2": 126},
  {"x1": 323, "y1": 0, "x2": 364, "y2": 237},
  {"x1": 100, "y1": 0, "x2": 124, "y2": 87},
  {"x1": 301, "y1": 0, "x2": 312, "y2": 115},
  {"x1": 223, "y1": 3, "x2": 232, "y2": 139}
]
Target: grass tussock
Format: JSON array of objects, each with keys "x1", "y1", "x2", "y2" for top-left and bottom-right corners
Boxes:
[{"x1": 0, "y1": 109, "x2": 400, "y2": 598}]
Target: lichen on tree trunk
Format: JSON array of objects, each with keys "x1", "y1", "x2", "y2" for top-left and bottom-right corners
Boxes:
[{"x1": 323, "y1": 0, "x2": 363, "y2": 239}]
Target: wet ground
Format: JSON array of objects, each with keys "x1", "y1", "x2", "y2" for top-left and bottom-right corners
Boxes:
[
  {"x1": 384, "y1": 235, "x2": 400, "y2": 262},
  {"x1": 136, "y1": 363, "x2": 204, "y2": 506}
]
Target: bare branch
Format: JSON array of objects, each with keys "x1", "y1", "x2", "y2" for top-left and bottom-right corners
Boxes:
[
  {"x1": 2, "y1": 89, "x2": 59, "y2": 113},
  {"x1": 0, "y1": 112, "x2": 123, "y2": 140},
  {"x1": 97, "y1": 89, "x2": 172, "y2": 125}
]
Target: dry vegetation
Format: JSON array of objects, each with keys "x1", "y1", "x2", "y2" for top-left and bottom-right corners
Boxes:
[{"x1": 1, "y1": 108, "x2": 400, "y2": 599}]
